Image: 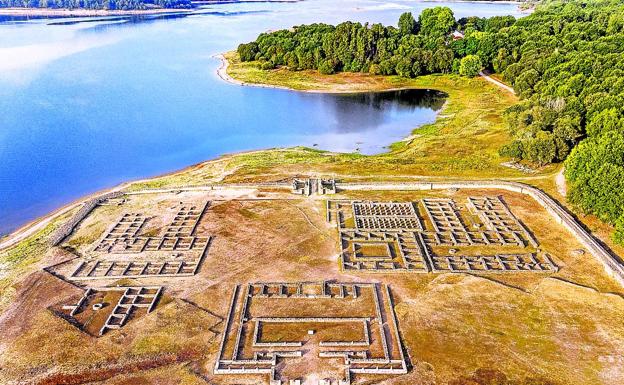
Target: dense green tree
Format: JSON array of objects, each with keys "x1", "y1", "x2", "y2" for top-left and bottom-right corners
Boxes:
[
  {"x1": 586, "y1": 108, "x2": 624, "y2": 137},
  {"x1": 459, "y1": 55, "x2": 481, "y2": 77},
  {"x1": 485, "y1": 15, "x2": 515, "y2": 33},
  {"x1": 398, "y1": 12, "x2": 417, "y2": 36},
  {"x1": 318, "y1": 59, "x2": 336, "y2": 74},
  {"x1": 237, "y1": 10, "x2": 459, "y2": 79},
  {"x1": 395, "y1": 57, "x2": 413, "y2": 78},
  {"x1": 238, "y1": 43, "x2": 259, "y2": 62},
  {"x1": 565, "y1": 131, "x2": 624, "y2": 241},
  {"x1": 419, "y1": 7, "x2": 456, "y2": 37}
]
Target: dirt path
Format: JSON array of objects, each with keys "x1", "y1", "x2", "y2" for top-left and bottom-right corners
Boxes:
[
  {"x1": 480, "y1": 71, "x2": 515, "y2": 95},
  {"x1": 556, "y1": 167, "x2": 567, "y2": 197}
]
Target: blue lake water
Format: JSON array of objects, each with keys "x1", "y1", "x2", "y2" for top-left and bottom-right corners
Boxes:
[{"x1": 0, "y1": 0, "x2": 527, "y2": 235}]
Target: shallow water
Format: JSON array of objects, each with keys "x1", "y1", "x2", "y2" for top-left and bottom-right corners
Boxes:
[{"x1": 0, "y1": 0, "x2": 526, "y2": 235}]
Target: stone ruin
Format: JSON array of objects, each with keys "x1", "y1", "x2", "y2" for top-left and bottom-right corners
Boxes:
[
  {"x1": 59, "y1": 286, "x2": 162, "y2": 336},
  {"x1": 214, "y1": 281, "x2": 408, "y2": 385},
  {"x1": 68, "y1": 201, "x2": 212, "y2": 280},
  {"x1": 50, "y1": 191, "x2": 124, "y2": 246},
  {"x1": 292, "y1": 178, "x2": 336, "y2": 196},
  {"x1": 338, "y1": 230, "x2": 429, "y2": 273},
  {"x1": 93, "y1": 202, "x2": 210, "y2": 253},
  {"x1": 327, "y1": 197, "x2": 558, "y2": 274},
  {"x1": 352, "y1": 201, "x2": 422, "y2": 231}
]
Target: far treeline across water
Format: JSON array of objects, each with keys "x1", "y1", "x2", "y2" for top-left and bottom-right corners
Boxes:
[
  {"x1": 0, "y1": 0, "x2": 190, "y2": 10},
  {"x1": 237, "y1": 0, "x2": 624, "y2": 244}
]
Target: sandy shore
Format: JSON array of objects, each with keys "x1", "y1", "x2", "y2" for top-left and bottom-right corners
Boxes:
[
  {"x1": 215, "y1": 53, "x2": 294, "y2": 92},
  {"x1": 215, "y1": 54, "x2": 244, "y2": 86},
  {"x1": 0, "y1": 7, "x2": 193, "y2": 17}
]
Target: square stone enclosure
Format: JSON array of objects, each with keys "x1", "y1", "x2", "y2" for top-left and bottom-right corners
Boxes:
[
  {"x1": 327, "y1": 197, "x2": 557, "y2": 274},
  {"x1": 214, "y1": 281, "x2": 408, "y2": 385}
]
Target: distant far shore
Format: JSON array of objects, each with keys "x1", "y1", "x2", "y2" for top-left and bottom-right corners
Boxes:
[{"x1": 0, "y1": 7, "x2": 193, "y2": 17}]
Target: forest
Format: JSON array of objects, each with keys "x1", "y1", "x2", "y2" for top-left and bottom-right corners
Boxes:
[
  {"x1": 238, "y1": 0, "x2": 624, "y2": 244},
  {"x1": 0, "y1": 0, "x2": 191, "y2": 10}
]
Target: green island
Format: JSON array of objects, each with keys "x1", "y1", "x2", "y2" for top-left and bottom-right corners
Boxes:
[{"x1": 1, "y1": 1, "x2": 624, "y2": 385}]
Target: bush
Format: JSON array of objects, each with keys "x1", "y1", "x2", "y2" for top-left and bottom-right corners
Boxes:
[
  {"x1": 459, "y1": 55, "x2": 481, "y2": 77},
  {"x1": 499, "y1": 140, "x2": 524, "y2": 159},
  {"x1": 451, "y1": 58, "x2": 461, "y2": 74},
  {"x1": 260, "y1": 61, "x2": 275, "y2": 70},
  {"x1": 524, "y1": 133, "x2": 557, "y2": 165},
  {"x1": 368, "y1": 63, "x2": 381, "y2": 75},
  {"x1": 379, "y1": 59, "x2": 397, "y2": 75}
]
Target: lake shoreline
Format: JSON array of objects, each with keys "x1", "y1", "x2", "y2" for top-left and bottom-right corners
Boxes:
[
  {"x1": 1, "y1": 56, "x2": 449, "y2": 248},
  {"x1": 0, "y1": 0, "x2": 306, "y2": 17},
  {"x1": 0, "y1": 7, "x2": 193, "y2": 17},
  {"x1": 0, "y1": 146, "x2": 304, "y2": 248}
]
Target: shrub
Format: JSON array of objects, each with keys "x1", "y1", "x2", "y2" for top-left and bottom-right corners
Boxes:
[
  {"x1": 499, "y1": 140, "x2": 524, "y2": 159},
  {"x1": 459, "y1": 55, "x2": 481, "y2": 77},
  {"x1": 260, "y1": 61, "x2": 275, "y2": 70},
  {"x1": 369, "y1": 63, "x2": 381, "y2": 75}
]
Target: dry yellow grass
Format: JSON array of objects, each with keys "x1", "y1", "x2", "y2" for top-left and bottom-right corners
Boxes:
[{"x1": 1, "y1": 188, "x2": 622, "y2": 385}]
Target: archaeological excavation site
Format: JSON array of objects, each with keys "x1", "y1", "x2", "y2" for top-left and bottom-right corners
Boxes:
[{"x1": 1, "y1": 179, "x2": 623, "y2": 385}]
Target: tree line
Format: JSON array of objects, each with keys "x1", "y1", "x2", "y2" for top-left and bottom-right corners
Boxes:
[
  {"x1": 238, "y1": 0, "x2": 624, "y2": 244},
  {"x1": 237, "y1": 7, "x2": 493, "y2": 78},
  {"x1": 0, "y1": 0, "x2": 191, "y2": 9}
]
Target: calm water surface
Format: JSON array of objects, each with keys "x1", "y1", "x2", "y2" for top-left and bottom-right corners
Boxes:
[{"x1": 0, "y1": 0, "x2": 526, "y2": 235}]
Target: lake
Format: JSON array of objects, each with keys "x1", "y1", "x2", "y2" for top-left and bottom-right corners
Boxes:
[{"x1": 0, "y1": 0, "x2": 527, "y2": 235}]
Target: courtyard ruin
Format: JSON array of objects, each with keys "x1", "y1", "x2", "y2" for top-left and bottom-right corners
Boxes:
[
  {"x1": 214, "y1": 281, "x2": 407, "y2": 385},
  {"x1": 328, "y1": 196, "x2": 557, "y2": 273},
  {"x1": 68, "y1": 201, "x2": 212, "y2": 280},
  {"x1": 54, "y1": 286, "x2": 162, "y2": 336}
]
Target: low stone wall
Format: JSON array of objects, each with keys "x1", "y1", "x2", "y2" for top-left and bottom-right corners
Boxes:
[
  {"x1": 50, "y1": 191, "x2": 124, "y2": 246},
  {"x1": 94, "y1": 178, "x2": 624, "y2": 287},
  {"x1": 338, "y1": 180, "x2": 624, "y2": 286}
]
